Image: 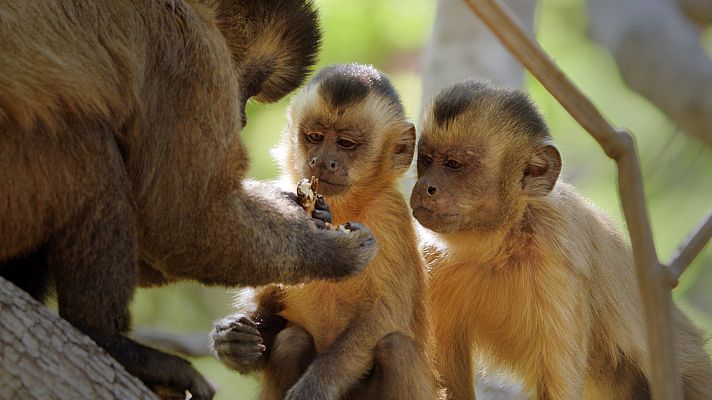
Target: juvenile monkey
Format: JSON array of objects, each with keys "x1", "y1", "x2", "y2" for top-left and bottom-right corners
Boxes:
[
  {"x1": 411, "y1": 79, "x2": 712, "y2": 399},
  {"x1": 211, "y1": 64, "x2": 438, "y2": 400}
]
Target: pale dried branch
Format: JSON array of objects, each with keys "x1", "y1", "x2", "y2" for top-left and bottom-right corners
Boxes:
[
  {"x1": 460, "y1": 0, "x2": 686, "y2": 398},
  {"x1": 588, "y1": 0, "x2": 712, "y2": 147},
  {"x1": 421, "y1": 0, "x2": 537, "y2": 106},
  {"x1": 0, "y1": 277, "x2": 157, "y2": 400},
  {"x1": 668, "y1": 208, "x2": 712, "y2": 284},
  {"x1": 132, "y1": 328, "x2": 211, "y2": 358},
  {"x1": 677, "y1": 0, "x2": 712, "y2": 26}
]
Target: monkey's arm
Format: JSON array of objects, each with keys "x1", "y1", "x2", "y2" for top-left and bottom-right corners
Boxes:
[
  {"x1": 284, "y1": 310, "x2": 387, "y2": 400},
  {"x1": 146, "y1": 180, "x2": 376, "y2": 287}
]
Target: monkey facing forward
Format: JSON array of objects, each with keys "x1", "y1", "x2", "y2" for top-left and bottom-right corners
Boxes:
[
  {"x1": 0, "y1": 1, "x2": 378, "y2": 398},
  {"x1": 410, "y1": 79, "x2": 712, "y2": 399},
  {"x1": 211, "y1": 64, "x2": 439, "y2": 400}
]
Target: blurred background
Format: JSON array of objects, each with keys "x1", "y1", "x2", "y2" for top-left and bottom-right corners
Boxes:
[{"x1": 130, "y1": 0, "x2": 712, "y2": 398}]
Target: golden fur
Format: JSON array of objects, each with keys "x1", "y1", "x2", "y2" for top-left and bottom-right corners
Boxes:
[
  {"x1": 414, "y1": 80, "x2": 712, "y2": 399},
  {"x1": 235, "y1": 64, "x2": 438, "y2": 399}
]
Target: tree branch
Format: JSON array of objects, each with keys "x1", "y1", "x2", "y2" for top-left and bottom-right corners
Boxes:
[
  {"x1": 421, "y1": 0, "x2": 537, "y2": 107},
  {"x1": 460, "y1": 0, "x2": 690, "y2": 398},
  {"x1": 668, "y1": 208, "x2": 712, "y2": 285},
  {"x1": 0, "y1": 276, "x2": 158, "y2": 400},
  {"x1": 132, "y1": 328, "x2": 211, "y2": 358},
  {"x1": 588, "y1": 0, "x2": 712, "y2": 147},
  {"x1": 677, "y1": 0, "x2": 712, "y2": 26}
]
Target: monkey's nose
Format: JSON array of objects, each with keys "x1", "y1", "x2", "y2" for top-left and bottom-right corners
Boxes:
[
  {"x1": 309, "y1": 157, "x2": 317, "y2": 167},
  {"x1": 329, "y1": 160, "x2": 339, "y2": 171},
  {"x1": 427, "y1": 186, "x2": 437, "y2": 195}
]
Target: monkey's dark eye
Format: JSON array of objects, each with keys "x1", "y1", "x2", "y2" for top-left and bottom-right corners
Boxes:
[
  {"x1": 420, "y1": 155, "x2": 433, "y2": 166},
  {"x1": 336, "y1": 138, "x2": 358, "y2": 150},
  {"x1": 306, "y1": 132, "x2": 325, "y2": 144},
  {"x1": 445, "y1": 159, "x2": 463, "y2": 170}
]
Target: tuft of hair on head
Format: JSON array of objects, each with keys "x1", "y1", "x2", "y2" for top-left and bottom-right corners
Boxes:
[
  {"x1": 429, "y1": 78, "x2": 549, "y2": 140},
  {"x1": 310, "y1": 63, "x2": 405, "y2": 116},
  {"x1": 213, "y1": 0, "x2": 322, "y2": 103}
]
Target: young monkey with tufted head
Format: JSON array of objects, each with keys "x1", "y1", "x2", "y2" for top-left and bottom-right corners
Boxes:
[
  {"x1": 211, "y1": 64, "x2": 439, "y2": 400},
  {"x1": 411, "y1": 79, "x2": 712, "y2": 399}
]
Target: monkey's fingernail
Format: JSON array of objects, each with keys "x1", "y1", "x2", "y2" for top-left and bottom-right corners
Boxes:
[{"x1": 258, "y1": 344, "x2": 266, "y2": 352}]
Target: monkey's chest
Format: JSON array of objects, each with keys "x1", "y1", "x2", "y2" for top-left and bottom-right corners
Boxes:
[{"x1": 279, "y1": 280, "x2": 367, "y2": 351}]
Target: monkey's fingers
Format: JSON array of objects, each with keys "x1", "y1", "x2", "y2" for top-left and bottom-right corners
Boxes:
[
  {"x1": 312, "y1": 218, "x2": 327, "y2": 230},
  {"x1": 218, "y1": 330, "x2": 263, "y2": 343},
  {"x1": 214, "y1": 340, "x2": 266, "y2": 358},
  {"x1": 281, "y1": 191, "x2": 300, "y2": 206},
  {"x1": 314, "y1": 194, "x2": 330, "y2": 213},
  {"x1": 214, "y1": 314, "x2": 257, "y2": 332},
  {"x1": 312, "y1": 222, "x2": 377, "y2": 279},
  {"x1": 342, "y1": 222, "x2": 368, "y2": 236},
  {"x1": 236, "y1": 315, "x2": 258, "y2": 328},
  {"x1": 312, "y1": 209, "x2": 332, "y2": 224}
]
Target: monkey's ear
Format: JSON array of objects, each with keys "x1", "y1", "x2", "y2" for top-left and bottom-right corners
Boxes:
[
  {"x1": 523, "y1": 142, "x2": 561, "y2": 196},
  {"x1": 393, "y1": 122, "x2": 416, "y2": 171}
]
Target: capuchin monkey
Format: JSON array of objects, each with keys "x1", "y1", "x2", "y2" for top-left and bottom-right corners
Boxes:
[
  {"x1": 0, "y1": 1, "x2": 377, "y2": 399},
  {"x1": 410, "y1": 79, "x2": 712, "y2": 399},
  {"x1": 211, "y1": 64, "x2": 439, "y2": 400}
]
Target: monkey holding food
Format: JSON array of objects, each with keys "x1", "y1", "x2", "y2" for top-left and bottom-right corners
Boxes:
[
  {"x1": 211, "y1": 64, "x2": 439, "y2": 400},
  {"x1": 410, "y1": 79, "x2": 712, "y2": 399}
]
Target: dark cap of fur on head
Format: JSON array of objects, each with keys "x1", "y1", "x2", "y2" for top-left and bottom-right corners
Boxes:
[
  {"x1": 217, "y1": 0, "x2": 322, "y2": 103},
  {"x1": 431, "y1": 79, "x2": 549, "y2": 138},
  {"x1": 311, "y1": 64, "x2": 404, "y2": 114}
]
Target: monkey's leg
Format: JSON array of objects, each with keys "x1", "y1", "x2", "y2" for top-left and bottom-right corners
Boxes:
[
  {"x1": 439, "y1": 333, "x2": 476, "y2": 400},
  {"x1": 0, "y1": 245, "x2": 51, "y2": 301},
  {"x1": 260, "y1": 325, "x2": 316, "y2": 400},
  {"x1": 349, "y1": 332, "x2": 436, "y2": 400},
  {"x1": 284, "y1": 313, "x2": 391, "y2": 400},
  {"x1": 534, "y1": 334, "x2": 587, "y2": 400},
  {"x1": 47, "y1": 132, "x2": 213, "y2": 400}
]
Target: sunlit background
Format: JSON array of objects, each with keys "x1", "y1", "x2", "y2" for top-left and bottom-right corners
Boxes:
[{"x1": 130, "y1": 1, "x2": 712, "y2": 398}]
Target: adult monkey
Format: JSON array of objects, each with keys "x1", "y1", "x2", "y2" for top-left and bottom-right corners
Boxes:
[{"x1": 0, "y1": 1, "x2": 376, "y2": 399}]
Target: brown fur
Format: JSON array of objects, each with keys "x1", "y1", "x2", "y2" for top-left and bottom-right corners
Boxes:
[
  {"x1": 0, "y1": 2, "x2": 379, "y2": 398},
  {"x1": 212, "y1": 64, "x2": 438, "y2": 399},
  {"x1": 412, "y1": 79, "x2": 712, "y2": 399}
]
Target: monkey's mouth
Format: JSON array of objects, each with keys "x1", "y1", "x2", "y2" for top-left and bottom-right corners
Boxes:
[
  {"x1": 412, "y1": 207, "x2": 460, "y2": 233},
  {"x1": 412, "y1": 206, "x2": 459, "y2": 218},
  {"x1": 316, "y1": 178, "x2": 349, "y2": 194}
]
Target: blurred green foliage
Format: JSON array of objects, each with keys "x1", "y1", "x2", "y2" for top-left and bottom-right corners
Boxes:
[{"x1": 130, "y1": 0, "x2": 712, "y2": 398}]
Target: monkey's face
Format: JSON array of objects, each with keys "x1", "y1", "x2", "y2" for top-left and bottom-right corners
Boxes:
[
  {"x1": 281, "y1": 64, "x2": 414, "y2": 199},
  {"x1": 410, "y1": 139, "x2": 516, "y2": 234},
  {"x1": 296, "y1": 121, "x2": 371, "y2": 196}
]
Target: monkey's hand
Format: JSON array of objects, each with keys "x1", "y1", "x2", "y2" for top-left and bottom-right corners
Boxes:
[
  {"x1": 281, "y1": 191, "x2": 332, "y2": 230},
  {"x1": 311, "y1": 195, "x2": 332, "y2": 229},
  {"x1": 210, "y1": 314, "x2": 266, "y2": 374},
  {"x1": 310, "y1": 222, "x2": 377, "y2": 280}
]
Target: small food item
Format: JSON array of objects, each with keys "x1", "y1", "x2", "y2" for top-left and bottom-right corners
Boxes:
[
  {"x1": 297, "y1": 176, "x2": 319, "y2": 214},
  {"x1": 296, "y1": 176, "x2": 350, "y2": 233}
]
